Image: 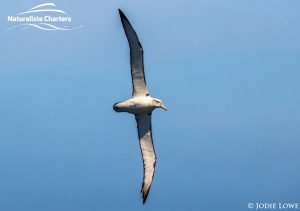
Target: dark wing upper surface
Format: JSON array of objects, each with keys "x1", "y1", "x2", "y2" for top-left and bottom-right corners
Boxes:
[
  {"x1": 119, "y1": 9, "x2": 149, "y2": 97},
  {"x1": 135, "y1": 113, "x2": 156, "y2": 204}
]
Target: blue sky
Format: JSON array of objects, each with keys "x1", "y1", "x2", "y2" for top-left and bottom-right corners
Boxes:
[{"x1": 0, "y1": 0, "x2": 300, "y2": 210}]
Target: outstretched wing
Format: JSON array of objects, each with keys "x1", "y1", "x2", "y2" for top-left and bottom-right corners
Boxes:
[
  {"x1": 119, "y1": 9, "x2": 149, "y2": 97},
  {"x1": 135, "y1": 113, "x2": 156, "y2": 204}
]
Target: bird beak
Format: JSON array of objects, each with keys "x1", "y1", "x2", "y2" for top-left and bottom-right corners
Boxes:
[{"x1": 160, "y1": 103, "x2": 168, "y2": 111}]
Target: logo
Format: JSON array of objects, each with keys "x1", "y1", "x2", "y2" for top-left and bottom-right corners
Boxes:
[{"x1": 7, "y1": 3, "x2": 82, "y2": 31}]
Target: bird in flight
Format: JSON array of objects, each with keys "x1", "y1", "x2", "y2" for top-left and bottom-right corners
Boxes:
[{"x1": 113, "y1": 9, "x2": 168, "y2": 204}]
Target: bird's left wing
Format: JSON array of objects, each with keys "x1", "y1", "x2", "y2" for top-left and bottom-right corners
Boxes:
[
  {"x1": 135, "y1": 113, "x2": 156, "y2": 204},
  {"x1": 119, "y1": 9, "x2": 149, "y2": 97}
]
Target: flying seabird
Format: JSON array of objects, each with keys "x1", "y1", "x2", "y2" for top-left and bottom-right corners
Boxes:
[{"x1": 113, "y1": 9, "x2": 168, "y2": 204}]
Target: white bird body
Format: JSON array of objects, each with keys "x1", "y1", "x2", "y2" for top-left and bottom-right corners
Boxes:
[
  {"x1": 113, "y1": 9, "x2": 167, "y2": 204},
  {"x1": 114, "y1": 96, "x2": 167, "y2": 114}
]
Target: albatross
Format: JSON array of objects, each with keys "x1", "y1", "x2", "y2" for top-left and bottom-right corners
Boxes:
[{"x1": 113, "y1": 9, "x2": 168, "y2": 204}]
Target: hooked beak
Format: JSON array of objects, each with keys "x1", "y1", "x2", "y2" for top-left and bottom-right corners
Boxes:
[{"x1": 161, "y1": 103, "x2": 168, "y2": 111}]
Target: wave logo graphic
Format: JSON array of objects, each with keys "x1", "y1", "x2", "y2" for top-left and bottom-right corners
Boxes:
[{"x1": 7, "y1": 3, "x2": 82, "y2": 31}]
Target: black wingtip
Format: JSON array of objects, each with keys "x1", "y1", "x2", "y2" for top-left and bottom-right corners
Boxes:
[
  {"x1": 142, "y1": 188, "x2": 150, "y2": 204},
  {"x1": 118, "y1": 9, "x2": 125, "y2": 18},
  {"x1": 142, "y1": 193, "x2": 149, "y2": 204}
]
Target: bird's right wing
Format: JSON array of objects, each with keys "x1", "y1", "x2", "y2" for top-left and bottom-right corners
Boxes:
[
  {"x1": 135, "y1": 113, "x2": 156, "y2": 204},
  {"x1": 119, "y1": 9, "x2": 149, "y2": 97}
]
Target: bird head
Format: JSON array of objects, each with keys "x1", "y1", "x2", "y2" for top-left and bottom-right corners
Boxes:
[{"x1": 152, "y1": 98, "x2": 168, "y2": 111}]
